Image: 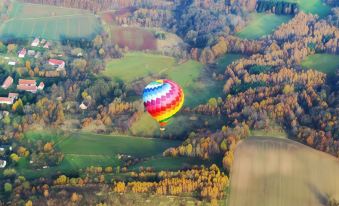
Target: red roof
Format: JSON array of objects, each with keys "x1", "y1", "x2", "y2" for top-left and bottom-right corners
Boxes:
[
  {"x1": 48, "y1": 59, "x2": 64, "y2": 65},
  {"x1": 38, "y1": 82, "x2": 45, "y2": 90},
  {"x1": 0, "y1": 97, "x2": 13, "y2": 104},
  {"x1": 8, "y1": 93, "x2": 18, "y2": 98},
  {"x1": 19, "y1": 48, "x2": 26, "y2": 55},
  {"x1": 1, "y1": 76, "x2": 13, "y2": 89},
  {"x1": 19, "y1": 79, "x2": 36, "y2": 85},
  {"x1": 17, "y1": 85, "x2": 37, "y2": 92}
]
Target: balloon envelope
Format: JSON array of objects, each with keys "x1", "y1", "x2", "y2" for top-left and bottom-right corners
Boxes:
[{"x1": 142, "y1": 79, "x2": 184, "y2": 128}]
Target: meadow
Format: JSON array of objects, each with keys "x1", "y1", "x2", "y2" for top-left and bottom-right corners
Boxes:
[
  {"x1": 216, "y1": 54, "x2": 246, "y2": 73},
  {"x1": 228, "y1": 137, "x2": 339, "y2": 206},
  {"x1": 0, "y1": 2, "x2": 101, "y2": 40},
  {"x1": 57, "y1": 132, "x2": 180, "y2": 157},
  {"x1": 130, "y1": 113, "x2": 226, "y2": 138},
  {"x1": 237, "y1": 13, "x2": 292, "y2": 40},
  {"x1": 130, "y1": 156, "x2": 211, "y2": 171},
  {"x1": 301, "y1": 54, "x2": 339, "y2": 75},
  {"x1": 103, "y1": 52, "x2": 176, "y2": 83},
  {"x1": 19, "y1": 131, "x2": 183, "y2": 178},
  {"x1": 282, "y1": 0, "x2": 331, "y2": 17},
  {"x1": 104, "y1": 53, "x2": 225, "y2": 107}
]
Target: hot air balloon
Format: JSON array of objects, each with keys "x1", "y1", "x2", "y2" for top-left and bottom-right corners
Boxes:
[{"x1": 143, "y1": 79, "x2": 184, "y2": 130}]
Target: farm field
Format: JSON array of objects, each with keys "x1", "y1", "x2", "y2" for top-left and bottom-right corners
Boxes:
[
  {"x1": 0, "y1": 2, "x2": 101, "y2": 40},
  {"x1": 109, "y1": 26, "x2": 157, "y2": 50},
  {"x1": 104, "y1": 53, "x2": 226, "y2": 107},
  {"x1": 301, "y1": 54, "x2": 339, "y2": 75},
  {"x1": 228, "y1": 137, "x2": 339, "y2": 206},
  {"x1": 237, "y1": 13, "x2": 292, "y2": 40}
]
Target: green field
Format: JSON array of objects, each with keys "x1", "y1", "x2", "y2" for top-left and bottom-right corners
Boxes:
[
  {"x1": 18, "y1": 131, "x2": 183, "y2": 178},
  {"x1": 131, "y1": 156, "x2": 211, "y2": 171},
  {"x1": 0, "y1": 2, "x2": 101, "y2": 40},
  {"x1": 130, "y1": 113, "x2": 226, "y2": 138},
  {"x1": 104, "y1": 53, "x2": 224, "y2": 107},
  {"x1": 104, "y1": 52, "x2": 176, "y2": 83},
  {"x1": 57, "y1": 132, "x2": 181, "y2": 157},
  {"x1": 216, "y1": 54, "x2": 245, "y2": 73},
  {"x1": 301, "y1": 54, "x2": 339, "y2": 75},
  {"x1": 237, "y1": 13, "x2": 292, "y2": 40},
  {"x1": 228, "y1": 137, "x2": 339, "y2": 206},
  {"x1": 284, "y1": 0, "x2": 331, "y2": 17}
]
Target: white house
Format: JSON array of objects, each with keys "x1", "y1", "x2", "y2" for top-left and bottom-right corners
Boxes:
[
  {"x1": 28, "y1": 50, "x2": 36, "y2": 56},
  {"x1": 80, "y1": 102, "x2": 88, "y2": 110},
  {"x1": 0, "y1": 160, "x2": 6, "y2": 168},
  {"x1": 38, "y1": 82, "x2": 45, "y2": 90},
  {"x1": 8, "y1": 61, "x2": 16, "y2": 66}
]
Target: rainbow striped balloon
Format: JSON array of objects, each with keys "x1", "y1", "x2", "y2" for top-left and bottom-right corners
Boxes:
[{"x1": 143, "y1": 79, "x2": 184, "y2": 129}]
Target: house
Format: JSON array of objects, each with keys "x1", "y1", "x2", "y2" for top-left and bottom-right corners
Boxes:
[
  {"x1": 38, "y1": 82, "x2": 45, "y2": 90},
  {"x1": 48, "y1": 59, "x2": 65, "y2": 70},
  {"x1": 8, "y1": 93, "x2": 18, "y2": 100},
  {"x1": 31, "y1": 38, "x2": 40, "y2": 47},
  {"x1": 40, "y1": 39, "x2": 46, "y2": 45},
  {"x1": 0, "y1": 160, "x2": 6, "y2": 168},
  {"x1": 27, "y1": 50, "x2": 36, "y2": 56},
  {"x1": 8, "y1": 61, "x2": 16, "y2": 66},
  {"x1": 1, "y1": 76, "x2": 13, "y2": 89},
  {"x1": 34, "y1": 52, "x2": 41, "y2": 59},
  {"x1": 0, "y1": 97, "x2": 14, "y2": 105},
  {"x1": 79, "y1": 102, "x2": 88, "y2": 110},
  {"x1": 18, "y1": 48, "x2": 27, "y2": 58},
  {"x1": 43, "y1": 42, "x2": 49, "y2": 49},
  {"x1": 17, "y1": 79, "x2": 38, "y2": 93},
  {"x1": 17, "y1": 85, "x2": 37, "y2": 93},
  {"x1": 19, "y1": 79, "x2": 36, "y2": 86}
]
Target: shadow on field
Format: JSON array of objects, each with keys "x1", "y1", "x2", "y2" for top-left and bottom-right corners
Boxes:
[{"x1": 307, "y1": 183, "x2": 328, "y2": 206}]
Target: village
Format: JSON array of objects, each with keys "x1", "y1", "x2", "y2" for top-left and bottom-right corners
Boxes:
[
  {"x1": 0, "y1": 37, "x2": 66, "y2": 106},
  {"x1": 0, "y1": 38, "x2": 66, "y2": 168}
]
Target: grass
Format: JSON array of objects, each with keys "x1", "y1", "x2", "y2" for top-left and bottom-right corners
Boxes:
[
  {"x1": 57, "y1": 132, "x2": 181, "y2": 157},
  {"x1": 103, "y1": 52, "x2": 176, "y2": 83},
  {"x1": 130, "y1": 113, "x2": 226, "y2": 138},
  {"x1": 18, "y1": 131, "x2": 182, "y2": 178},
  {"x1": 0, "y1": 2, "x2": 101, "y2": 40},
  {"x1": 284, "y1": 0, "x2": 331, "y2": 17},
  {"x1": 237, "y1": 13, "x2": 292, "y2": 40},
  {"x1": 130, "y1": 156, "x2": 211, "y2": 171},
  {"x1": 228, "y1": 137, "x2": 339, "y2": 206},
  {"x1": 216, "y1": 54, "x2": 245, "y2": 73},
  {"x1": 104, "y1": 53, "x2": 223, "y2": 107},
  {"x1": 301, "y1": 54, "x2": 339, "y2": 75}
]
